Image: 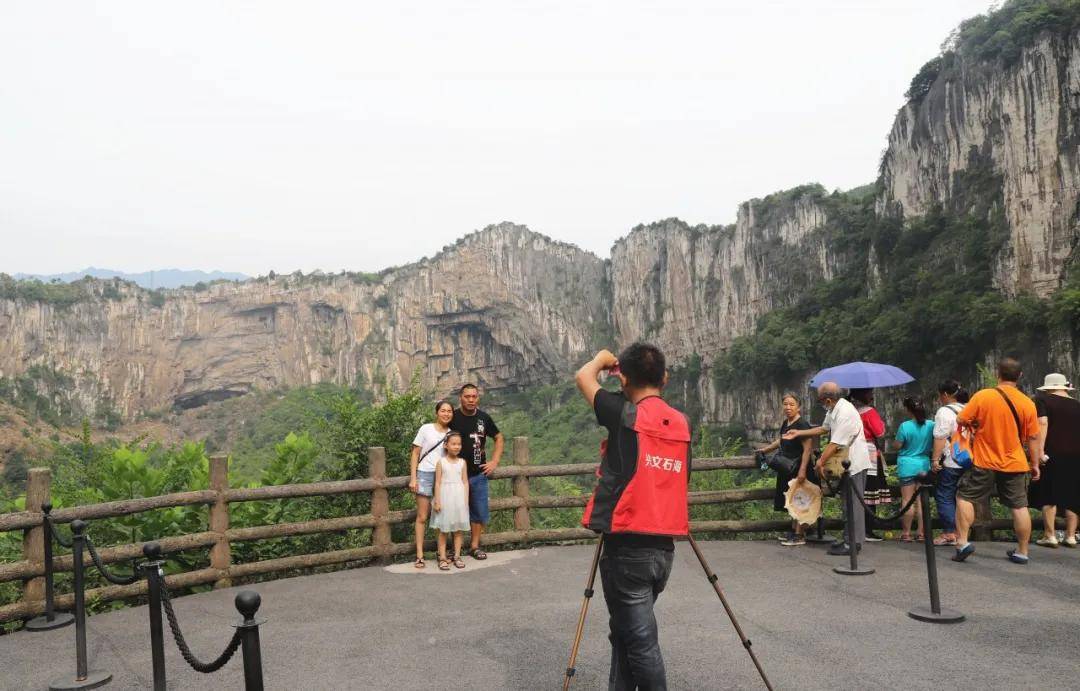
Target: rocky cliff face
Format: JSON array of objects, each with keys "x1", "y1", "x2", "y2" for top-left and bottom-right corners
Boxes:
[
  {"x1": 0, "y1": 224, "x2": 607, "y2": 417},
  {"x1": 0, "y1": 196, "x2": 834, "y2": 427},
  {"x1": 5, "y1": 23, "x2": 1079, "y2": 435},
  {"x1": 879, "y1": 30, "x2": 1080, "y2": 297},
  {"x1": 609, "y1": 190, "x2": 833, "y2": 364}
]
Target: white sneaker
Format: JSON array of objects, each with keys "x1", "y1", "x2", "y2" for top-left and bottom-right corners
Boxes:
[{"x1": 1036, "y1": 535, "x2": 1059, "y2": 548}]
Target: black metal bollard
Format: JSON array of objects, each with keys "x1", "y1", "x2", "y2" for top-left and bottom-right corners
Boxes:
[
  {"x1": 908, "y1": 475, "x2": 965, "y2": 623},
  {"x1": 234, "y1": 591, "x2": 266, "y2": 691},
  {"x1": 25, "y1": 502, "x2": 75, "y2": 631},
  {"x1": 142, "y1": 542, "x2": 167, "y2": 691},
  {"x1": 833, "y1": 463, "x2": 874, "y2": 576},
  {"x1": 47, "y1": 520, "x2": 112, "y2": 690}
]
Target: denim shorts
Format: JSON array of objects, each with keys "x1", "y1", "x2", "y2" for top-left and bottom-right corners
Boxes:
[
  {"x1": 415, "y1": 470, "x2": 435, "y2": 498},
  {"x1": 468, "y1": 474, "x2": 490, "y2": 524},
  {"x1": 899, "y1": 476, "x2": 920, "y2": 487}
]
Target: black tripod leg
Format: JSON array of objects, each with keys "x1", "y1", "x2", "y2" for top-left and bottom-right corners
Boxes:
[
  {"x1": 563, "y1": 536, "x2": 603, "y2": 691},
  {"x1": 686, "y1": 534, "x2": 775, "y2": 691}
]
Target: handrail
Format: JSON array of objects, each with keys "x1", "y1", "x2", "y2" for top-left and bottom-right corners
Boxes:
[
  {"x1": 0, "y1": 455, "x2": 756, "y2": 532},
  {"x1": 0, "y1": 442, "x2": 1017, "y2": 626}
]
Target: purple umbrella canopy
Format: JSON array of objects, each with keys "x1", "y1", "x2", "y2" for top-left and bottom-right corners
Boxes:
[{"x1": 808, "y1": 361, "x2": 915, "y2": 389}]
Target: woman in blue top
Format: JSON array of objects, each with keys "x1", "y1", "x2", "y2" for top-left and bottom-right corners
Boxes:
[{"x1": 891, "y1": 396, "x2": 934, "y2": 541}]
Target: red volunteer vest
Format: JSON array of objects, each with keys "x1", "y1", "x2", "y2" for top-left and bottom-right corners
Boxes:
[{"x1": 582, "y1": 396, "x2": 691, "y2": 537}]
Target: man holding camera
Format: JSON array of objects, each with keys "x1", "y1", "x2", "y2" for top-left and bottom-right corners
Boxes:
[{"x1": 576, "y1": 343, "x2": 691, "y2": 691}]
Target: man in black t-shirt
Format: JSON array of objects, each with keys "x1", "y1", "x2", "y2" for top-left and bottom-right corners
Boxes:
[
  {"x1": 576, "y1": 343, "x2": 688, "y2": 690},
  {"x1": 450, "y1": 383, "x2": 503, "y2": 560}
]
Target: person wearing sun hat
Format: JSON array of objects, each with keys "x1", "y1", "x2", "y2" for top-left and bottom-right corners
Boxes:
[{"x1": 1030, "y1": 373, "x2": 1080, "y2": 548}]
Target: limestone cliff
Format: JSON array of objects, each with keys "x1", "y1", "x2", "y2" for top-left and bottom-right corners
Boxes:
[
  {"x1": 609, "y1": 187, "x2": 833, "y2": 364},
  {"x1": 879, "y1": 29, "x2": 1080, "y2": 297},
  {"x1": 5, "y1": 7, "x2": 1080, "y2": 435},
  {"x1": 0, "y1": 224, "x2": 607, "y2": 418}
]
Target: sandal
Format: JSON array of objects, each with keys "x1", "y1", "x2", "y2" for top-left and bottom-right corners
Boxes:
[
  {"x1": 899, "y1": 533, "x2": 914, "y2": 542},
  {"x1": 438, "y1": 559, "x2": 450, "y2": 571},
  {"x1": 915, "y1": 533, "x2": 925, "y2": 541},
  {"x1": 414, "y1": 558, "x2": 426, "y2": 569},
  {"x1": 933, "y1": 534, "x2": 957, "y2": 547},
  {"x1": 470, "y1": 549, "x2": 488, "y2": 560},
  {"x1": 453, "y1": 557, "x2": 465, "y2": 569}
]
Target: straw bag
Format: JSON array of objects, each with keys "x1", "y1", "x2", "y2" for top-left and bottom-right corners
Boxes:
[{"x1": 822, "y1": 431, "x2": 861, "y2": 480}]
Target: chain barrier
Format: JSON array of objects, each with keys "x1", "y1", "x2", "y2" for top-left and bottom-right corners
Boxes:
[
  {"x1": 85, "y1": 536, "x2": 141, "y2": 586},
  {"x1": 49, "y1": 520, "x2": 74, "y2": 549},
  {"x1": 821, "y1": 470, "x2": 925, "y2": 524},
  {"x1": 852, "y1": 484, "x2": 922, "y2": 524},
  {"x1": 159, "y1": 580, "x2": 244, "y2": 673}
]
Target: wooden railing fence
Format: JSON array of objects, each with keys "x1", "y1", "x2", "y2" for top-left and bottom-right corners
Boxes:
[{"x1": 0, "y1": 437, "x2": 1012, "y2": 625}]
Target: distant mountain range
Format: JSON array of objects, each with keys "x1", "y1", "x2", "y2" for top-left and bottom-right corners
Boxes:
[{"x1": 14, "y1": 267, "x2": 249, "y2": 290}]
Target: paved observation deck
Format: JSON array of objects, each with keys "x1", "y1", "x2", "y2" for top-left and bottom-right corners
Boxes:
[{"x1": 2, "y1": 540, "x2": 1078, "y2": 690}]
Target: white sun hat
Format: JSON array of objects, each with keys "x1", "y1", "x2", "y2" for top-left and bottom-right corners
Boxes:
[
  {"x1": 1038, "y1": 373, "x2": 1075, "y2": 391},
  {"x1": 784, "y1": 479, "x2": 822, "y2": 526}
]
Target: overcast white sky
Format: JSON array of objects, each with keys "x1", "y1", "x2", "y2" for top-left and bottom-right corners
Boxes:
[{"x1": 1, "y1": 1, "x2": 995, "y2": 276}]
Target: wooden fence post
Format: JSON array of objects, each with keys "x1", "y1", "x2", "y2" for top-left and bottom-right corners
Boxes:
[
  {"x1": 209, "y1": 454, "x2": 232, "y2": 588},
  {"x1": 23, "y1": 467, "x2": 51, "y2": 605},
  {"x1": 513, "y1": 437, "x2": 531, "y2": 532},
  {"x1": 369, "y1": 447, "x2": 392, "y2": 563}
]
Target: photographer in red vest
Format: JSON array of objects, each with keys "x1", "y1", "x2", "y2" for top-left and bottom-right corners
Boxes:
[{"x1": 576, "y1": 343, "x2": 691, "y2": 691}]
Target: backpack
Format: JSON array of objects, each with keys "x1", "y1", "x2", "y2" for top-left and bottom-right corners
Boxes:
[{"x1": 946, "y1": 405, "x2": 974, "y2": 470}]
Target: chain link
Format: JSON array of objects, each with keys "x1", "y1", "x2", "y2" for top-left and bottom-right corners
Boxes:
[
  {"x1": 159, "y1": 580, "x2": 243, "y2": 673},
  {"x1": 84, "y1": 536, "x2": 141, "y2": 585},
  {"x1": 819, "y1": 472, "x2": 924, "y2": 523},
  {"x1": 49, "y1": 521, "x2": 73, "y2": 549}
]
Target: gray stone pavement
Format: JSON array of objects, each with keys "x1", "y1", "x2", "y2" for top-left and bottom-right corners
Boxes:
[{"x1": 2, "y1": 539, "x2": 1078, "y2": 690}]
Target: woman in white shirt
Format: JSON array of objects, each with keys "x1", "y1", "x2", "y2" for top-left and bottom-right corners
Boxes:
[
  {"x1": 408, "y1": 400, "x2": 454, "y2": 568},
  {"x1": 931, "y1": 380, "x2": 968, "y2": 546}
]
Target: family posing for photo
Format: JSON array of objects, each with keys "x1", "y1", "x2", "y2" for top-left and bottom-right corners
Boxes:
[{"x1": 407, "y1": 384, "x2": 503, "y2": 571}]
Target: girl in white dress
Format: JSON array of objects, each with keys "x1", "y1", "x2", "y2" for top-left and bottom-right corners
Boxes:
[{"x1": 432, "y1": 432, "x2": 470, "y2": 570}]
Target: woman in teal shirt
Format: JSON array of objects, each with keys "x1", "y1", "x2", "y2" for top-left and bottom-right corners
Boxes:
[{"x1": 892, "y1": 396, "x2": 934, "y2": 541}]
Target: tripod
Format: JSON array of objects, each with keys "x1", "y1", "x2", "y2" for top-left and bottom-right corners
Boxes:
[{"x1": 562, "y1": 534, "x2": 774, "y2": 690}]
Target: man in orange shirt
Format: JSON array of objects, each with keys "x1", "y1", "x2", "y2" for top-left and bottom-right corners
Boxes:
[{"x1": 952, "y1": 358, "x2": 1041, "y2": 564}]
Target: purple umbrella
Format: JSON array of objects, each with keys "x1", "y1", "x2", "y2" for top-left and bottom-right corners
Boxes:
[{"x1": 808, "y1": 361, "x2": 915, "y2": 389}]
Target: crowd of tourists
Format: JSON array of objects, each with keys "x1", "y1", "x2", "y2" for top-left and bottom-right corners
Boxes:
[{"x1": 766, "y1": 357, "x2": 1080, "y2": 565}]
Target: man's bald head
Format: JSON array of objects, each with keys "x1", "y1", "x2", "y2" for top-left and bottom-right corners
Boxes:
[
  {"x1": 817, "y1": 381, "x2": 842, "y2": 408},
  {"x1": 817, "y1": 381, "x2": 840, "y2": 397}
]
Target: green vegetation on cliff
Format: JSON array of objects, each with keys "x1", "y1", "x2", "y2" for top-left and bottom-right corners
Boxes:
[
  {"x1": 908, "y1": 0, "x2": 1080, "y2": 100},
  {"x1": 713, "y1": 162, "x2": 1061, "y2": 391}
]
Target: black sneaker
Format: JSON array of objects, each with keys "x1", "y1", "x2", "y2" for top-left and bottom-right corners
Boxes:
[
  {"x1": 780, "y1": 534, "x2": 806, "y2": 546},
  {"x1": 776, "y1": 531, "x2": 796, "y2": 543},
  {"x1": 865, "y1": 532, "x2": 884, "y2": 542}
]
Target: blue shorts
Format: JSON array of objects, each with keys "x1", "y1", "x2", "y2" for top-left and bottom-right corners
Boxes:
[
  {"x1": 468, "y1": 474, "x2": 490, "y2": 525},
  {"x1": 415, "y1": 470, "x2": 435, "y2": 498}
]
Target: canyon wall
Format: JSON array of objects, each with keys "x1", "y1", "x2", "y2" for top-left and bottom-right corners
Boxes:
[{"x1": 879, "y1": 30, "x2": 1080, "y2": 297}]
